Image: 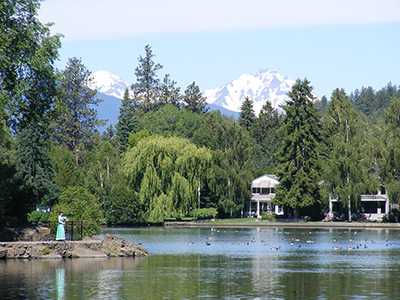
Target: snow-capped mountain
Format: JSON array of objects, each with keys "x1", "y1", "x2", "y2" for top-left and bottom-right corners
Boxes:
[
  {"x1": 203, "y1": 69, "x2": 296, "y2": 115},
  {"x1": 88, "y1": 70, "x2": 130, "y2": 99}
]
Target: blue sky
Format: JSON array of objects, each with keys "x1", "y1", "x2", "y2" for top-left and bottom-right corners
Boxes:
[{"x1": 39, "y1": 0, "x2": 400, "y2": 98}]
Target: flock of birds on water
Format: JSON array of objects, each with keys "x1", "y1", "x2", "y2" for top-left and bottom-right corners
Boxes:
[{"x1": 183, "y1": 228, "x2": 396, "y2": 251}]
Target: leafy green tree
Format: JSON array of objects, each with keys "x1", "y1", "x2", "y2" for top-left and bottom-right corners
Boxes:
[
  {"x1": 0, "y1": 0, "x2": 61, "y2": 219},
  {"x1": 273, "y1": 79, "x2": 322, "y2": 219},
  {"x1": 0, "y1": 132, "x2": 16, "y2": 217},
  {"x1": 136, "y1": 104, "x2": 205, "y2": 139},
  {"x1": 131, "y1": 45, "x2": 163, "y2": 114},
  {"x1": 115, "y1": 88, "x2": 138, "y2": 152},
  {"x1": 239, "y1": 96, "x2": 256, "y2": 131},
  {"x1": 51, "y1": 186, "x2": 104, "y2": 237},
  {"x1": 379, "y1": 96, "x2": 400, "y2": 203},
  {"x1": 192, "y1": 111, "x2": 254, "y2": 216},
  {"x1": 0, "y1": 0, "x2": 62, "y2": 132},
  {"x1": 54, "y1": 57, "x2": 106, "y2": 163},
  {"x1": 323, "y1": 88, "x2": 377, "y2": 220},
  {"x1": 123, "y1": 136, "x2": 213, "y2": 223},
  {"x1": 182, "y1": 81, "x2": 208, "y2": 114}
]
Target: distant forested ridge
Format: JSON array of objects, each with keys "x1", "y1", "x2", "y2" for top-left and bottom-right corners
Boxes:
[{"x1": 1, "y1": 0, "x2": 400, "y2": 229}]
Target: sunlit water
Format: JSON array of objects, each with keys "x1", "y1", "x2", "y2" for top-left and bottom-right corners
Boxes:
[{"x1": 1, "y1": 226, "x2": 400, "y2": 299}]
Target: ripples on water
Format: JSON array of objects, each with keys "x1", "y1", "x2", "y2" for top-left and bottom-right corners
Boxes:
[{"x1": 2, "y1": 226, "x2": 400, "y2": 299}]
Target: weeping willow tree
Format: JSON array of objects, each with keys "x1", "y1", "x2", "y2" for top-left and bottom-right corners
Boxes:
[
  {"x1": 123, "y1": 135, "x2": 212, "y2": 223},
  {"x1": 323, "y1": 88, "x2": 378, "y2": 220}
]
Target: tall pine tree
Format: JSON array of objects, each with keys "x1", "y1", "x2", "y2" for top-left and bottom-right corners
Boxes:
[
  {"x1": 238, "y1": 96, "x2": 256, "y2": 132},
  {"x1": 54, "y1": 57, "x2": 106, "y2": 164},
  {"x1": 116, "y1": 88, "x2": 138, "y2": 153},
  {"x1": 131, "y1": 45, "x2": 163, "y2": 114},
  {"x1": 182, "y1": 81, "x2": 208, "y2": 114},
  {"x1": 273, "y1": 79, "x2": 322, "y2": 219}
]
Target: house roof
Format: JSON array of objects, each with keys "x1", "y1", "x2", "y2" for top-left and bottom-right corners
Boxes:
[{"x1": 252, "y1": 174, "x2": 279, "y2": 188}]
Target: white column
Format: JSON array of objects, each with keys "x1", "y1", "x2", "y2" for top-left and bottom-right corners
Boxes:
[{"x1": 256, "y1": 201, "x2": 260, "y2": 218}]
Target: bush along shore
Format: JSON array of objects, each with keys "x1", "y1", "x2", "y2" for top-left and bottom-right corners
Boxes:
[{"x1": 0, "y1": 234, "x2": 149, "y2": 259}]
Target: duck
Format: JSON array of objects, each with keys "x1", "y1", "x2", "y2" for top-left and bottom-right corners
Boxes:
[{"x1": 206, "y1": 241, "x2": 211, "y2": 246}]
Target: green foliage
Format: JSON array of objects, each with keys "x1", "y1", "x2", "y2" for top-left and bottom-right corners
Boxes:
[
  {"x1": 115, "y1": 88, "x2": 139, "y2": 153},
  {"x1": 252, "y1": 100, "x2": 282, "y2": 175},
  {"x1": 239, "y1": 96, "x2": 256, "y2": 131},
  {"x1": 132, "y1": 45, "x2": 163, "y2": 114},
  {"x1": 382, "y1": 208, "x2": 400, "y2": 223},
  {"x1": 54, "y1": 57, "x2": 106, "y2": 156},
  {"x1": 136, "y1": 104, "x2": 205, "y2": 139},
  {"x1": 260, "y1": 211, "x2": 276, "y2": 221},
  {"x1": 159, "y1": 74, "x2": 182, "y2": 107},
  {"x1": 182, "y1": 81, "x2": 208, "y2": 114},
  {"x1": 323, "y1": 88, "x2": 378, "y2": 220},
  {"x1": 27, "y1": 210, "x2": 49, "y2": 223},
  {"x1": 51, "y1": 186, "x2": 104, "y2": 237},
  {"x1": 123, "y1": 135, "x2": 212, "y2": 223},
  {"x1": 274, "y1": 79, "x2": 322, "y2": 219},
  {"x1": 0, "y1": 0, "x2": 62, "y2": 132},
  {"x1": 14, "y1": 122, "x2": 59, "y2": 214},
  {"x1": 49, "y1": 145, "x2": 79, "y2": 189},
  {"x1": 128, "y1": 129, "x2": 153, "y2": 149},
  {"x1": 190, "y1": 208, "x2": 218, "y2": 219},
  {"x1": 192, "y1": 111, "x2": 254, "y2": 216},
  {"x1": 39, "y1": 247, "x2": 51, "y2": 255}
]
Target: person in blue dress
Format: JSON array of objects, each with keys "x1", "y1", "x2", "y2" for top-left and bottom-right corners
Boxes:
[{"x1": 56, "y1": 211, "x2": 67, "y2": 241}]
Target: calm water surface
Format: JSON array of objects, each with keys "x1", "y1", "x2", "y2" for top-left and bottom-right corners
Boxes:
[{"x1": 1, "y1": 226, "x2": 400, "y2": 299}]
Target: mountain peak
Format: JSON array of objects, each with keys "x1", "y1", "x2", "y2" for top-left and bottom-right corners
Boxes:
[
  {"x1": 203, "y1": 69, "x2": 296, "y2": 115},
  {"x1": 88, "y1": 70, "x2": 130, "y2": 99}
]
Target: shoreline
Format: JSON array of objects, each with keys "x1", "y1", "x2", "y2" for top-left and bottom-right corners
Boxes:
[{"x1": 164, "y1": 221, "x2": 400, "y2": 230}]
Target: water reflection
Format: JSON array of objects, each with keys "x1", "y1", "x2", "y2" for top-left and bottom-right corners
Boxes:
[
  {"x1": 56, "y1": 268, "x2": 65, "y2": 300},
  {"x1": 1, "y1": 227, "x2": 400, "y2": 299}
]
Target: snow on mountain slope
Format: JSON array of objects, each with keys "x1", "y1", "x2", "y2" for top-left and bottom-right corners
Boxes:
[
  {"x1": 203, "y1": 69, "x2": 296, "y2": 115},
  {"x1": 88, "y1": 70, "x2": 130, "y2": 99}
]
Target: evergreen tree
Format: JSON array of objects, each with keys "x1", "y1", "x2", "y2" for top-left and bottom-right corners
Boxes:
[
  {"x1": 352, "y1": 86, "x2": 375, "y2": 117},
  {"x1": 159, "y1": 74, "x2": 182, "y2": 108},
  {"x1": 14, "y1": 122, "x2": 59, "y2": 216},
  {"x1": 252, "y1": 101, "x2": 282, "y2": 175},
  {"x1": 314, "y1": 95, "x2": 328, "y2": 117},
  {"x1": 131, "y1": 45, "x2": 163, "y2": 114},
  {"x1": 238, "y1": 96, "x2": 256, "y2": 131},
  {"x1": 54, "y1": 57, "x2": 106, "y2": 164},
  {"x1": 115, "y1": 88, "x2": 138, "y2": 153},
  {"x1": 273, "y1": 79, "x2": 322, "y2": 219},
  {"x1": 182, "y1": 81, "x2": 208, "y2": 114}
]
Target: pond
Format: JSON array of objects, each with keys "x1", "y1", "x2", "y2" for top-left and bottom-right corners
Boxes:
[{"x1": 1, "y1": 226, "x2": 400, "y2": 299}]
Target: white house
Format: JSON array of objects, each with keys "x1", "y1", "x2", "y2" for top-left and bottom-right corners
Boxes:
[
  {"x1": 249, "y1": 174, "x2": 283, "y2": 218},
  {"x1": 328, "y1": 185, "x2": 390, "y2": 221}
]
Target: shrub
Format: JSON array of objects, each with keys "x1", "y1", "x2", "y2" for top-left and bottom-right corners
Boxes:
[
  {"x1": 27, "y1": 211, "x2": 50, "y2": 223},
  {"x1": 190, "y1": 208, "x2": 218, "y2": 220},
  {"x1": 261, "y1": 211, "x2": 276, "y2": 221},
  {"x1": 39, "y1": 247, "x2": 51, "y2": 255},
  {"x1": 382, "y1": 208, "x2": 400, "y2": 223}
]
